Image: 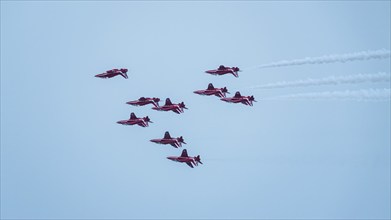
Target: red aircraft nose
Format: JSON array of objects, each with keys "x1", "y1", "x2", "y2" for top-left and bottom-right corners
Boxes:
[
  {"x1": 167, "y1": 156, "x2": 176, "y2": 161},
  {"x1": 220, "y1": 98, "x2": 228, "y2": 102},
  {"x1": 95, "y1": 73, "x2": 105, "y2": 78},
  {"x1": 117, "y1": 120, "x2": 126, "y2": 124},
  {"x1": 126, "y1": 101, "x2": 137, "y2": 105}
]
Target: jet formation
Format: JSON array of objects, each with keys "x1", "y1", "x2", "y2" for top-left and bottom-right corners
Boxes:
[{"x1": 96, "y1": 64, "x2": 254, "y2": 168}]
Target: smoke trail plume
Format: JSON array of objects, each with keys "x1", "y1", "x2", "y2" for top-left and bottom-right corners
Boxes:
[
  {"x1": 249, "y1": 72, "x2": 390, "y2": 89},
  {"x1": 266, "y1": 89, "x2": 391, "y2": 101},
  {"x1": 248, "y1": 49, "x2": 390, "y2": 69}
]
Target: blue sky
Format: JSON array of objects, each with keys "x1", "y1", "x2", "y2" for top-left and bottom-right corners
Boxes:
[{"x1": 1, "y1": 1, "x2": 390, "y2": 219}]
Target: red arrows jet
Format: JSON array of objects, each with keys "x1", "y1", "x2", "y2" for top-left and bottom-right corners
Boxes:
[
  {"x1": 205, "y1": 65, "x2": 240, "y2": 78},
  {"x1": 126, "y1": 97, "x2": 160, "y2": 108},
  {"x1": 220, "y1": 91, "x2": 256, "y2": 106},
  {"x1": 150, "y1": 131, "x2": 186, "y2": 148},
  {"x1": 193, "y1": 83, "x2": 230, "y2": 98},
  {"x1": 167, "y1": 149, "x2": 203, "y2": 168},
  {"x1": 95, "y1": 68, "x2": 128, "y2": 79},
  {"x1": 116, "y1": 112, "x2": 152, "y2": 127},
  {"x1": 152, "y1": 98, "x2": 188, "y2": 114}
]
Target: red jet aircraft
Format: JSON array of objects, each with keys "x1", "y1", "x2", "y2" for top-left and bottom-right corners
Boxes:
[
  {"x1": 150, "y1": 131, "x2": 186, "y2": 148},
  {"x1": 205, "y1": 65, "x2": 240, "y2": 78},
  {"x1": 117, "y1": 112, "x2": 152, "y2": 127},
  {"x1": 152, "y1": 98, "x2": 188, "y2": 114},
  {"x1": 193, "y1": 83, "x2": 230, "y2": 98},
  {"x1": 220, "y1": 91, "x2": 256, "y2": 106},
  {"x1": 95, "y1": 68, "x2": 128, "y2": 79},
  {"x1": 167, "y1": 149, "x2": 203, "y2": 168},
  {"x1": 126, "y1": 97, "x2": 160, "y2": 107}
]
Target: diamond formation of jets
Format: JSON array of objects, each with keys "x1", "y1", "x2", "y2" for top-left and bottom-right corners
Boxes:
[
  {"x1": 117, "y1": 112, "x2": 153, "y2": 127},
  {"x1": 167, "y1": 149, "x2": 203, "y2": 168},
  {"x1": 126, "y1": 97, "x2": 161, "y2": 107},
  {"x1": 193, "y1": 83, "x2": 230, "y2": 98},
  {"x1": 152, "y1": 98, "x2": 188, "y2": 114},
  {"x1": 205, "y1": 65, "x2": 240, "y2": 78},
  {"x1": 221, "y1": 91, "x2": 256, "y2": 106},
  {"x1": 150, "y1": 131, "x2": 187, "y2": 148},
  {"x1": 95, "y1": 68, "x2": 129, "y2": 79}
]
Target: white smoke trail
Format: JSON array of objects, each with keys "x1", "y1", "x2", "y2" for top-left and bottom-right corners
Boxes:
[
  {"x1": 248, "y1": 72, "x2": 390, "y2": 89},
  {"x1": 265, "y1": 89, "x2": 391, "y2": 101},
  {"x1": 246, "y1": 49, "x2": 390, "y2": 70}
]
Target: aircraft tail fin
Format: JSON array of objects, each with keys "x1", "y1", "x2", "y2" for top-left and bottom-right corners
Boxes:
[
  {"x1": 145, "y1": 116, "x2": 152, "y2": 123},
  {"x1": 180, "y1": 149, "x2": 189, "y2": 157},
  {"x1": 178, "y1": 136, "x2": 186, "y2": 144},
  {"x1": 179, "y1": 102, "x2": 188, "y2": 110},
  {"x1": 231, "y1": 67, "x2": 239, "y2": 77},
  {"x1": 195, "y1": 155, "x2": 203, "y2": 165},
  {"x1": 249, "y1": 95, "x2": 256, "y2": 102},
  {"x1": 218, "y1": 65, "x2": 225, "y2": 70},
  {"x1": 120, "y1": 68, "x2": 129, "y2": 79},
  {"x1": 130, "y1": 112, "x2": 137, "y2": 119},
  {"x1": 164, "y1": 131, "x2": 172, "y2": 139},
  {"x1": 165, "y1": 98, "x2": 173, "y2": 106},
  {"x1": 152, "y1": 98, "x2": 160, "y2": 107},
  {"x1": 234, "y1": 91, "x2": 242, "y2": 98}
]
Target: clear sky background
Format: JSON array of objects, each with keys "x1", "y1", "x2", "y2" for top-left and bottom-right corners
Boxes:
[{"x1": 1, "y1": 1, "x2": 390, "y2": 219}]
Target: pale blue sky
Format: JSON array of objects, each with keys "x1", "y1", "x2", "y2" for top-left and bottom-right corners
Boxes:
[{"x1": 1, "y1": 1, "x2": 390, "y2": 219}]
